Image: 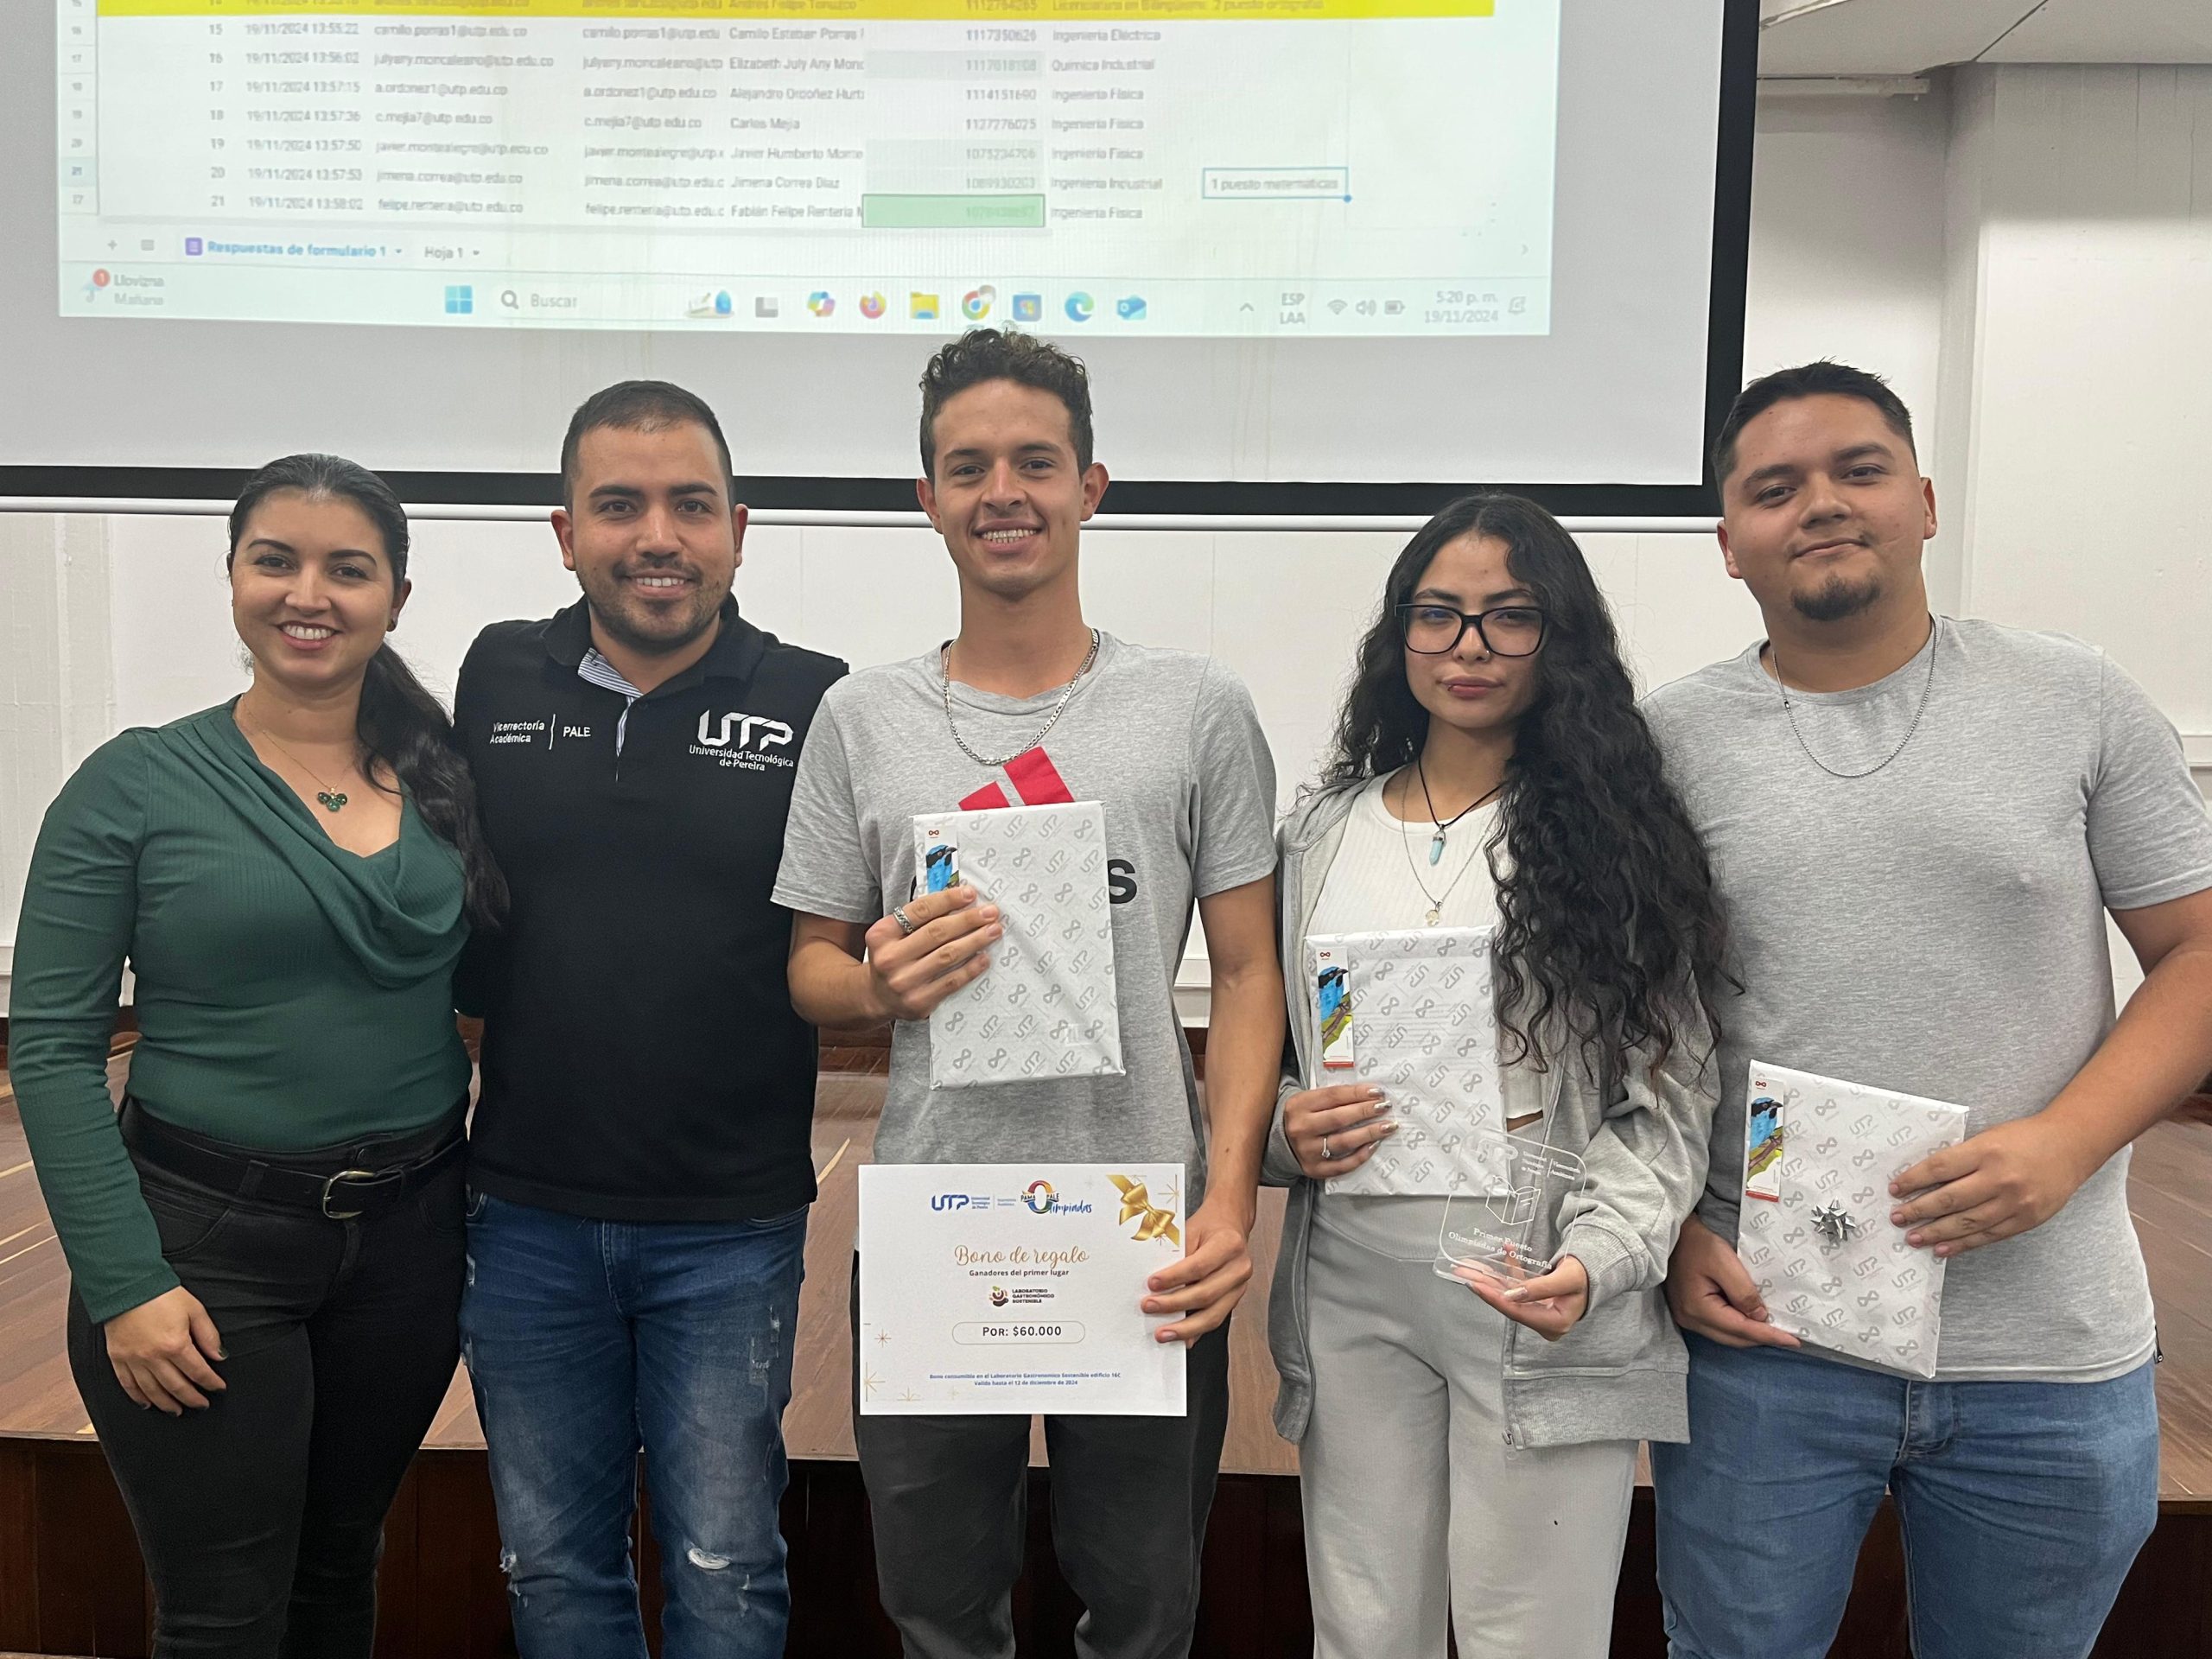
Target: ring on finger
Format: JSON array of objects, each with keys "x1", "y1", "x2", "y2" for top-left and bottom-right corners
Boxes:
[
  {"x1": 1320, "y1": 1135, "x2": 1332, "y2": 1160},
  {"x1": 891, "y1": 905, "x2": 918, "y2": 936}
]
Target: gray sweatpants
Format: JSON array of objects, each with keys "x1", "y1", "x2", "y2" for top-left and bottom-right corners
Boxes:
[{"x1": 1300, "y1": 1203, "x2": 1637, "y2": 1659}]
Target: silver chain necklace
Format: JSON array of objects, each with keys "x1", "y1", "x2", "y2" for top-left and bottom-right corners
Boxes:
[
  {"x1": 1393, "y1": 771, "x2": 1492, "y2": 926},
  {"x1": 941, "y1": 629, "x2": 1100, "y2": 769},
  {"x1": 1769, "y1": 617, "x2": 1939, "y2": 781}
]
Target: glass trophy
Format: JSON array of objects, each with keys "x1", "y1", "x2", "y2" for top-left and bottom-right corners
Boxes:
[{"x1": 1431, "y1": 1128, "x2": 1586, "y2": 1286}]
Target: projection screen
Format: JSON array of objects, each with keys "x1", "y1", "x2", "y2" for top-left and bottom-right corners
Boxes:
[{"x1": 3, "y1": 0, "x2": 1755, "y2": 512}]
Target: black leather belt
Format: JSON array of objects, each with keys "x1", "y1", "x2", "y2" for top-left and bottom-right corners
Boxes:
[{"x1": 120, "y1": 1099, "x2": 466, "y2": 1221}]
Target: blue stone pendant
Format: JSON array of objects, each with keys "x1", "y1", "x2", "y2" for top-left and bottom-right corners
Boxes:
[{"x1": 1429, "y1": 830, "x2": 1446, "y2": 866}]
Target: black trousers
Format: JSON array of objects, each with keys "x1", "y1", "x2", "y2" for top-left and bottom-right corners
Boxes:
[
  {"x1": 67, "y1": 1109, "x2": 466, "y2": 1659},
  {"x1": 849, "y1": 1262, "x2": 1232, "y2": 1659}
]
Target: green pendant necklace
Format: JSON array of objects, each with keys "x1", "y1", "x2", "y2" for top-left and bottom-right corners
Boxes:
[{"x1": 244, "y1": 721, "x2": 354, "y2": 813}]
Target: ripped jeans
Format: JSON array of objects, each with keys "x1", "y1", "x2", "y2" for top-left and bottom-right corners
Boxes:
[{"x1": 460, "y1": 1189, "x2": 808, "y2": 1659}]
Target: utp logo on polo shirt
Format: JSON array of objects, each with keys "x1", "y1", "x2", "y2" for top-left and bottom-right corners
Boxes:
[{"x1": 690, "y1": 709, "x2": 797, "y2": 772}]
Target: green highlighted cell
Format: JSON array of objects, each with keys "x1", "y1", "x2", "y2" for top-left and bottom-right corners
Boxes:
[{"x1": 861, "y1": 194, "x2": 1046, "y2": 229}]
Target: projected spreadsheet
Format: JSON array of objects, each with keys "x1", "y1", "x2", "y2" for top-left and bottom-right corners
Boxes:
[{"x1": 57, "y1": 0, "x2": 1559, "y2": 336}]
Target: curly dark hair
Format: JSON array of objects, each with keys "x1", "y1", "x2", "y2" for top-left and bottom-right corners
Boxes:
[
  {"x1": 918, "y1": 327, "x2": 1094, "y2": 478},
  {"x1": 1324, "y1": 493, "x2": 1727, "y2": 1074}
]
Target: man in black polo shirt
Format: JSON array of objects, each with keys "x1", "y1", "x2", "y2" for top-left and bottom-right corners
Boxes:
[{"x1": 451, "y1": 381, "x2": 844, "y2": 1659}]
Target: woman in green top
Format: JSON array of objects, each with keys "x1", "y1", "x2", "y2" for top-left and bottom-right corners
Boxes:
[{"x1": 10, "y1": 454, "x2": 505, "y2": 1658}]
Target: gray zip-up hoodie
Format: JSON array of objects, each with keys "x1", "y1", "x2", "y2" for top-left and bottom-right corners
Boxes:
[{"x1": 1263, "y1": 782, "x2": 1719, "y2": 1449}]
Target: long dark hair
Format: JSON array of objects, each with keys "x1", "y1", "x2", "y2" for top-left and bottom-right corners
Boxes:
[
  {"x1": 1325, "y1": 493, "x2": 1726, "y2": 1074},
  {"x1": 228, "y1": 454, "x2": 507, "y2": 930}
]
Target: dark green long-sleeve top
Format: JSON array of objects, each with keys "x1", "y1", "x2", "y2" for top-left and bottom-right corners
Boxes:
[{"x1": 10, "y1": 702, "x2": 471, "y2": 1323}]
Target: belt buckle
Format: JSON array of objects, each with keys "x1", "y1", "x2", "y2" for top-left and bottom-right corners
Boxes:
[{"x1": 321, "y1": 1167, "x2": 382, "y2": 1220}]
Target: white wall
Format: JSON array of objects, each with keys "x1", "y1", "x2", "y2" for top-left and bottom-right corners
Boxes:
[
  {"x1": 0, "y1": 519, "x2": 1760, "y2": 1021},
  {"x1": 95, "y1": 514, "x2": 1764, "y2": 797},
  {"x1": 1745, "y1": 85, "x2": 1955, "y2": 604},
  {"x1": 2, "y1": 516, "x2": 1763, "y2": 1013},
  {"x1": 0, "y1": 514, "x2": 113, "y2": 1001},
  {"x1": 1939, "y1": 65, "x2": 2212, "y2": 737},
  {"x1": 6, "y1": 78, "x2": 2209, "y2": 1012},
  {"x1": 1741, "y1": 87, "x2": 1951, "y2": 470}
]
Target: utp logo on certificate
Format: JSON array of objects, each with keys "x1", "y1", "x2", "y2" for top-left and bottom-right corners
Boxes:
[{"x1": 858, "y1": 1163, "x2": 1187, "y2": 1415}]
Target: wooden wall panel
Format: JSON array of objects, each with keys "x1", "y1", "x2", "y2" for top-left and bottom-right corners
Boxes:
[
  {"x1": 389, "y1": 1453, "x2": 512, "y2": 1659},
  {"x1": 782, "y1": 1462, "x2": 901, "y2": 1656},
  {"x1": 0, "y1": 1445, "x2": 39, "y2": 1652},
  {"x1": 2101, "y1": 1506, "x2": 2212, "y2": 1657},
  {"x1": 18, "y1": 1443, "x2": 149, "y2": 1658},
  {"x1": 6, "y1": 1068, "x2": 2212, "y2": 1656},
  {"x1": 4, "y1": 1440, "x2": 2211, "y2": 1657}
]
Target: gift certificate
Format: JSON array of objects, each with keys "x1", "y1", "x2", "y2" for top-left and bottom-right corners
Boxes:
[{"x1": 857, "y1": 1163, "x2": 1188, "y2": 1416}]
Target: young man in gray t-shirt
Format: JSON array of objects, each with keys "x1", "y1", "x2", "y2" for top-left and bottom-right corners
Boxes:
[
  {"x1": 1644, "y1": 362, "x2": 2212, "y2": 1658},
  {"x1": 772, "y1": 329, "x2": 1284, "y2": 1659}
]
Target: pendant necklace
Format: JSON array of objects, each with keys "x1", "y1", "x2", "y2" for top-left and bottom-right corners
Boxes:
[
  {"x1": 1396, "y1": 766, "x2": 1500, "y2": 926},
  {"x1": 1414, "y1": 754, "x2": 1505, "y2": 866},
  {"x1": 243, "y1": 719, "x2": 357, "y2": 813}
]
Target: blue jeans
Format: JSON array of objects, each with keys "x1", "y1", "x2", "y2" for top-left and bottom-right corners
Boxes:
[
  {"x1": 460, "y1": 1189, "x2": 807, "y2": 1659},
  {"x1": 1649, "y1": 1333, "x2": 2158, "y2": 1659}
]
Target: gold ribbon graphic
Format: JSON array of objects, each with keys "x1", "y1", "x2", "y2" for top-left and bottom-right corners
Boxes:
[{"x1": 1109, "y1": 1174, "x2": 1181, "y2": 1246}]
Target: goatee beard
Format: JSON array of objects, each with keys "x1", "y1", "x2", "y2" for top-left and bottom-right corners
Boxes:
[{"x1": 1794, "y1": 571, "x2": 1881, "y2": 623}]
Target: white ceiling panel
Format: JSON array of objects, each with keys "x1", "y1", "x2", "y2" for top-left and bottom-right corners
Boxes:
[
  {"x1": 1982, "y1": 0, "x2": 2212, "y2": 63},
  {"x1": 1758, "y1": 0, "x2": 2037, "y2": 77}
]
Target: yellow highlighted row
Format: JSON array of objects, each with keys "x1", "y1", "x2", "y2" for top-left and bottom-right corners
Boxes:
[{"x1": 102, "y1": 0, "x2": 1491, "y2": 19}]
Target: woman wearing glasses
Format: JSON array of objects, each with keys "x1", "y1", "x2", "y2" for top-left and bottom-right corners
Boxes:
[{"x1": 1262, "y1": 494, "x2": 1727, "y2": 1657}]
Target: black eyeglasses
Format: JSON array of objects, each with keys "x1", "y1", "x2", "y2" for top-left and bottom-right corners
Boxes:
[{"x1": 1395, "y1": 602, "x2": 1548, "y2": 658}]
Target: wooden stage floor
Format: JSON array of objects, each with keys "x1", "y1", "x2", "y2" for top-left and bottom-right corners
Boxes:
[
  {"x1": 0, "y1": 1055, "x2": 1297, "y2": 1475},
  {"x1": 5, "y1": 1048, "x2": 2212, "y2": 1657},
  {"x1": 7, "y1": 1051, "x2": 2212, "y2": 1496},
  {"x1": 0, "y1": 1051, "x2": 1301, "y2": 1477}
]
